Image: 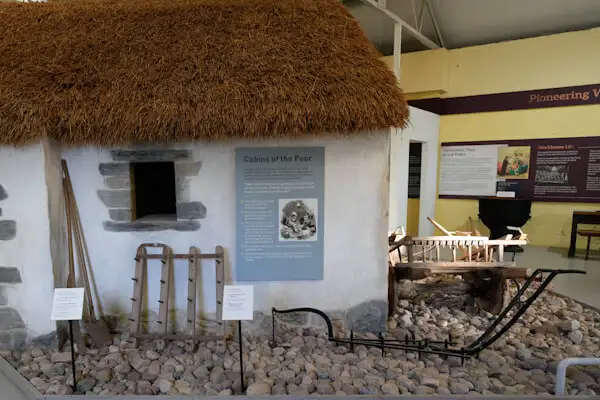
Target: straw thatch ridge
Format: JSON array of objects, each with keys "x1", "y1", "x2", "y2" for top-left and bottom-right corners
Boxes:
[{"x1": 0, "y1": 0, "x2": 408, "y2": 146}]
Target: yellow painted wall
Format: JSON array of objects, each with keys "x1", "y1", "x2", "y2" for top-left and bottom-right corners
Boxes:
[{"x1": 398, "y1": 28, "x2": 600, "y2": 248}]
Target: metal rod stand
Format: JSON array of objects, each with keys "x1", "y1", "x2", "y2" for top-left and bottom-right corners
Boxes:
[
  {"x1": 238, "y1": 320, "x2": 245, "y2": 394},
  {"x1": 68, "y1": 320, "x2": 77, "y2": 392}
]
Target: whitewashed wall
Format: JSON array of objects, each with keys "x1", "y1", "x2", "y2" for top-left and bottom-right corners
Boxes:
[
  {"x1": 63, "y1": 135, "x2": 390, "y2": 330},
  {"x1": 0, "y1": 145, "x2": 56, "y2": 338},
  {"x1": 389, "y1": 106, "x2": 441, "y2": 235}
]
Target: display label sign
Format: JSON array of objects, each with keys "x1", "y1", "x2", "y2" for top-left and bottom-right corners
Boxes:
[
  {"x1": 440, "y1": 136, "x2": 600, "y2": 203},
  {"x1": 235, "y1": 147, "x2": 325, "y2": 281}
]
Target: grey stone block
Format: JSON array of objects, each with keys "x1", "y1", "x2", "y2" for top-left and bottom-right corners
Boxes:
[
  {"x1": 0, "y1": 267, "x2": 21, "y2": 284},
  {"x1": 346, "y1": 299, "x2": 387, "y2": 333},
  {"x1": 0, "y1": 329, "x2": 27, "y2": 351},
  {"x1": 111, "y1": 149, "x2": 191, "y2": 162},
  {"x1": 98, "y1": 163, "x2": 129, "y2": 176},
  {"x1": 0, "y1": 184, "x2": 6, "y2": 201},
  {"x1": 0, "y1": 307, "x2": 25, "y2": 330},
  {"x1": 103, "y1": 220, "x2": 200, "y2": 232},
  {"x1": 11, "y1": 330, "x2": 26, "y2": 351},
  {"x1": 275, "y1": 311, "x2": 309, "y2": 327},
  {"x1": 175, "y1": 161, "x2": 202, "y2": 177},
  {"x1": 0, "y1": 220, "x2": 16, "y2": 241},
  {"x1": 176, "y1": 201, "x2": 207, "y2": 219},
  {"x1": 97, "y1": 190, "x2": 131, "y2": 208},
  {"x1": 108, "y1": 209, "x2": 132, "y2": 222},
  {"x1": 104, "y1": 176, "x2": 130, "y2": 189},
  {"x1": 32, "y1": 331, "x2": 58, "y2": 348}
]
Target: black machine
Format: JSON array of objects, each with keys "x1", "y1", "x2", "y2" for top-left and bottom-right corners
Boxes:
[{"x1": 478, "y1": 198, "x2": 532, "y2": 255}]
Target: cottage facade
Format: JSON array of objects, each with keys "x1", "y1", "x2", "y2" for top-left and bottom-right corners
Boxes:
[{"x1": 0, "y1": 0, "x2": 408, "y2": 348}]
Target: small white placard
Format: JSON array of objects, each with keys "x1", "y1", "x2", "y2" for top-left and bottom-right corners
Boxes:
[
  {"x1": 51, "y1": 288, "x2": 85, "y2": 321},
  {"x1": 496, "y1": 191, "x2": 516, "y2": 198},
  {"x1": 222, "y1": 285, "x2": 254, "y2": 321}
]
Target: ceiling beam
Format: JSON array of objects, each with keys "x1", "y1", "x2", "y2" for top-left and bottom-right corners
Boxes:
[
  {"x1": 360, "y1": 0, "x2": 440, "y2": 49},
  {"x1": 424, "y1": 0, "x2": 446, "y2": 48}
]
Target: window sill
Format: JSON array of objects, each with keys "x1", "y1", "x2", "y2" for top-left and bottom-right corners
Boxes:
[{"x1": 103, "y1": 219, "x2": 200, "y2": 232}]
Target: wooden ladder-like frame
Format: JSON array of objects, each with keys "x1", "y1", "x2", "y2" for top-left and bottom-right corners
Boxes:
[{"x1": 129, "y1": 243, "x2": 225, "y2": 349}]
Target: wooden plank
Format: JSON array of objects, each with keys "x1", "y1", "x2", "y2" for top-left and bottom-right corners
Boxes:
[
  {"x1": 129, "y1": 247, "x2": 146, "y2": 335},
  {"x1": 187, "y1": 247, "x2": 199, "y2": 337},
  {"x1": 157, "y1": 247, "x2": 171, "y2": 335},
  {"x1": 144, "y1": 253, "x2": 220, "y2": 260},
  {"x1": 215, "y1": 245, "x2": 225, "y2": 338},
  {"x1": 398, "y1": 261, "x2": 516, "y2": 270}
]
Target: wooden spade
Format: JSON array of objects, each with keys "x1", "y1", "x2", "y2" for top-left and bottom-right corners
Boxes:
[{"x1": 63, "y1": 161, "x2": 113, "y2": 348}]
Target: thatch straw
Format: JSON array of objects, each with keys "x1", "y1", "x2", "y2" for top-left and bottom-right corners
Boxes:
[{"x1": 0, "y1": 0, "x2": 408, "y2": 146}]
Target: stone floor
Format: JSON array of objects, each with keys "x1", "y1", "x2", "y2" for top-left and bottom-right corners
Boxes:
[{"x1": 3, "y1": 276, "x2": 600, "y2": 397}]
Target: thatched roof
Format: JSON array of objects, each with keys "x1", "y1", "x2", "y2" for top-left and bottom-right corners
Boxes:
[{"x1": 0, "y1": 0, "x2": 408, "y2": 146}]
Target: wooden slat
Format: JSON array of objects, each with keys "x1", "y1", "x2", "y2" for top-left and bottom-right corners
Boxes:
[
  {"x1": 215, "y1": 245, "x2": 225, "y2": 338},
  {"x1": 129, "y1": 247, "x2": 146, "y2": 335},
  {"x1": 157, "y1": 247, "x2": 171, "y2": 335},
  {"x1": 145, "y1": 253, "x2": 220, "y2": 260},
  {"x1": 399, "y1": 261, "x2": 516, "y2": 269},
  {"x1": 187, "y1": 247, "x2": 199, "y2": 337}
]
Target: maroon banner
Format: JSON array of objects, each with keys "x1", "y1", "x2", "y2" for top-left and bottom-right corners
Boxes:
[
  {"x1": 409, "y1": 83, "x2": 600, "y2": 115},
  {"x1": 440, "y1": 137, "x2": 600, "y2": 203}
]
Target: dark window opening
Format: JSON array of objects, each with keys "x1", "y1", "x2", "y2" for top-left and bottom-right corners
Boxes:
[{"x1": 131, "y1": 162, "x2": 177, "y2": 220}]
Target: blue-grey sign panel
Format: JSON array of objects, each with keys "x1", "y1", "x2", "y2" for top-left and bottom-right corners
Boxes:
[{"x1": 235, "y1": 147, "x2": 325, "y2": 281}]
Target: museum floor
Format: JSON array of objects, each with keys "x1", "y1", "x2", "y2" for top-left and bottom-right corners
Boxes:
[{"x1": 514, "y1": 246, "x2": 600, "y2": 310}]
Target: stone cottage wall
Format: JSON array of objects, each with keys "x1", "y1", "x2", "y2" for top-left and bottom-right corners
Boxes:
[
  {"x1": 63, "y1": 136, "x2": 391, "y2": 337},
  {"x1": 0, "y1": 145, "x2": 57, "y2": 348}
]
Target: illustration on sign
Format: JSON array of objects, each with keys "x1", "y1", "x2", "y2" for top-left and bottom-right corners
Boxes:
[{"x1": 235, "y1": 147, "x2": 325, "y2": 281}]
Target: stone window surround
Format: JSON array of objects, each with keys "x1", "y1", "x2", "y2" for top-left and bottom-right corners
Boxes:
[{"x1": 96, "y1": 149, "x2": 206, "y2": 232}]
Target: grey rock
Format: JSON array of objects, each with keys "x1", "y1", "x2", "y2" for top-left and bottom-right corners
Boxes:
[
  {"x1": 450, "y1": 381, "x2": 470, "y2": 394},
  {"x1": 421, "y1": 377, "x2": 440, "y2": 388},
  {"x1": 0, "y1": 308, "x2": 25, "y2": 331},
  {"x1": 346, "y1": 299, "x2": 387, "y2": 333},
  {"x1": 246, "y1": 382, "x2": 271, "y2": 396},
  {"x1": 136, "y1": 380, "x2": 154, "y2": 395},
  {"x1": 414, "y1": 385, "x2": 436, "y2": 395},
  {"x1": 50, "y1": 352, "x2": 71, "y2": 364},
  {"x1": 516, "y1": 348, "x2": 532, "y2": 361},
  {"x1": 381, "y1": 382, "x2": 400, "y2": 395},
  {"x1": 568, "y1": 330, "x2": 584, "y2": 344},
  {"x1": 96, "y1": 369, "x2": 112, "y2": 383},
  {"x1": 316, "y1": 382, "x2": 335, "y2": 394},
  {"x1": 210, "y1": 366, "x2": 225, "y2": 384},
  {"x1": 558, "y1": 320, "x2": 580, "y2": 332},
  {"x1": 193, "y1": 365, "x2": 209, "y2": 378},
  {"x1": 77, "y1": 377, "x2": 97, "y2": 393},
  {"x1": 145, "y1": 350, "x2": 160, "y2": 360}
]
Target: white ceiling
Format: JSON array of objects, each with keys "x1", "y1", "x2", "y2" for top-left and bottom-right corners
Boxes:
[{"x1": 344, "y1": 0, "x2": 600, "y2": 54}]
